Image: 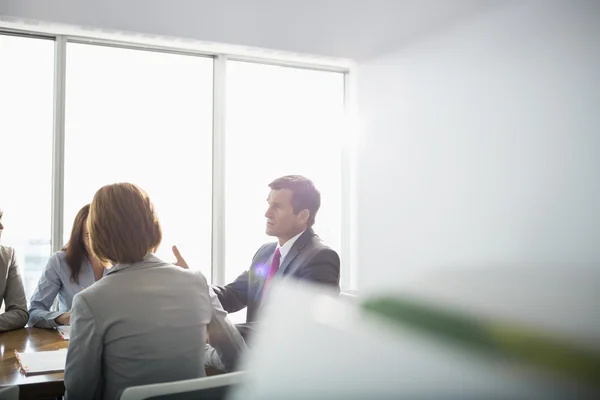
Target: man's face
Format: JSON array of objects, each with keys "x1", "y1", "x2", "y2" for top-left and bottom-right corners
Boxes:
[{"x1": 265, "y1": 189, "x2": 307, "y2": 241}]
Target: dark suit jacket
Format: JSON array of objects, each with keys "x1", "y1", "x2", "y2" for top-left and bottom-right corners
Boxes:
[{"x1": 213, "y1": 228, "x2": 340, "y2": 327}]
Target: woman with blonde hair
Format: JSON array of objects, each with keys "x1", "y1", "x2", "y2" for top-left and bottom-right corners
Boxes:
[
  {"x1": 64, "y1": 183, "x2": 244, "y2": 400},
  {"x1": 29, "y1": 204, "x2": 107, "y2": 328}
]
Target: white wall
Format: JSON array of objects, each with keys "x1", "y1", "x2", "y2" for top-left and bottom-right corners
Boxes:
[{"x1": 357, "y1": 0, "x2": 600, "y2": 290}]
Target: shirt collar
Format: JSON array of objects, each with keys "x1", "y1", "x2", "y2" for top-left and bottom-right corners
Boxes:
[{"x1": 277, "y1": 230, "x2": 305, "y2": 262}]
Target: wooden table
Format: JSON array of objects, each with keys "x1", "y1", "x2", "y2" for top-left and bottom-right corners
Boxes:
[
  {"x1": 0, "y1": 328, "x2": 67, "y2": 399},
  {"x1": 1, "y1": 328, "x2": 225, "y2": 399}
]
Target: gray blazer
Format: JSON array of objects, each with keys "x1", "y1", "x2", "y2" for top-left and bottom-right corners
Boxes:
[
  {"x1": 214, "y1": 228, "x2": 340, "y2": 328},
  {"x1": 0, "y1": 245, "x2": 28, "y2": 332},
  {"x1": 64, "y1": 254, "x2": 213, "y2": 400}
]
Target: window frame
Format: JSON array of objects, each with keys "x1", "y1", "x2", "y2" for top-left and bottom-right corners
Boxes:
[{"x1": 0, "y1": 28, "x2": 356, "y2": 290}]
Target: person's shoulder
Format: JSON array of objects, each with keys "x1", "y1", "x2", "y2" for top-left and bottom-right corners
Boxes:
[
  {"x1": 159, "y1": 262, "x2": 210, "y2": 287},
  {"x1": 254, "y1": 242, "x2": 277, "y2": 258},
  {"x1": 261, "y1": 241, "x2": 278, "y2": 251},
  {"x1": 187, "y1": 268, "x2": 210, "y2": 288},
  {"x1": 162, "y1": 266, "x2": 211, "y2": 300},
  {"x1": 0, "y1": 244, "x2": 14, "y2": 257},
  {"x1": 304, "y1": 233, "x2": 340, "y2": 259},
  {"x1": 47, "y1": 251, "x2": 67, "y2": 269},
  {"x1": 305, "y1": 232, "x2": 335, "y2": 252},
  {"x1": 72, "y1": 272, "x2": 108, "y2": 304},
  {"x1": 0, "y1": 244, "x2": 14, "y2": 268},
  {"x1": 51, "y1": 250, "x2": 67, "y2": 261},
  {"x1": 71, "y1": 284, "x2": 101, "y2": 313}
]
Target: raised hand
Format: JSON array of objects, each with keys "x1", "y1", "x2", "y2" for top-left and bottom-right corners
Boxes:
[{"x1": 172, "y1": 245, "x2": 189, "y2": 269}]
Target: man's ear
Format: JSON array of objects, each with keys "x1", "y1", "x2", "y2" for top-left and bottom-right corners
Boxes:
[{"x1": 298, "y1": 209, "x2": 310, "y2": 224}]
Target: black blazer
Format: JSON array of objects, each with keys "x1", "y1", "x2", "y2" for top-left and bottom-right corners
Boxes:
[{"x1": 213, "y1": 228, "x2": 340, "y2": 324}]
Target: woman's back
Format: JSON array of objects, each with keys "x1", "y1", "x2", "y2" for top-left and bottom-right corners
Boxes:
[{"x1": 65, "y1": 255, "x2": 212, "y2": 400}]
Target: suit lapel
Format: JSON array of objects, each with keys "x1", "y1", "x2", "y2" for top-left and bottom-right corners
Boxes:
[
  {"x1": 278, "y1": 247, "x2": 300, "y2": 276},
  {"x1": 278, "y1": 228, "x2": 314, "y2": 276},
  {"x1": 254, "y1": 229, "x2": 314, "y2": 305}
]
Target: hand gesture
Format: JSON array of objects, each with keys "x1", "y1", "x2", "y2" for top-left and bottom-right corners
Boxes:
[{"x1": 172, "y1": 245, "x2": 189, "y2": 269}]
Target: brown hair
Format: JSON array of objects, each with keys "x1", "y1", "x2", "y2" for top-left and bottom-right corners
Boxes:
[
  {"x1": 88, "y1": 183, "x2": 162, "y2": 264},
  {"x1": 268, "y1": 175, "x2": 321, "y2": 227},
  {"x1": 62, "y1": 204, "x2": 91, "y2": 284}
]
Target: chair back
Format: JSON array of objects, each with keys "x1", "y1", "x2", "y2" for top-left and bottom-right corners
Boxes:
[
  {"x1": 0, "y1": 385, "x2": 19, "y2": 400},
  {"x1": 119, "y1": 372, "x2": 245, "y2": 400}
]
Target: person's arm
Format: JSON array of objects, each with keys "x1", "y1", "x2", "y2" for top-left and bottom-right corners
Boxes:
[
  {"x1": 298, "y1": 248, "x2": 341, "y2": 292},
  {"x1": 174, "y1": 243, "x2": 247, "y2": 312},
  {"x1": 28, "y1": 255, "x2": 68, "y2": 328},
  {"x1": 0, "y1": 249, "x2": 28, "y2": 332},
  {"x1": 212, "y1": 245, "x2": 267, "y2": 313},
  {"x1": 64, "y1": 294, "x2": 102, "y2": 400},
  {"x1": 211, "y1": 270, "x2": 250, "y2": 314},
  {"x1": 205, "y1": 285, "x2": 247, "y2": 372}
]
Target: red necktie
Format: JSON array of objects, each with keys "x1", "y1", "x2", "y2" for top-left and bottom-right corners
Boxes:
[{"x1": 262, "y1": 248, "x2": 281, "y2": 300}]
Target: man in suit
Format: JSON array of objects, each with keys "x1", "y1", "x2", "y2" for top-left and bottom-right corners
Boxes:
[
  {"x1": 0, "y1": 209, "x2": 29, "y2": 332},
  {"x1": 174, "y1": 175, "x2": 340, "y2": 339}
]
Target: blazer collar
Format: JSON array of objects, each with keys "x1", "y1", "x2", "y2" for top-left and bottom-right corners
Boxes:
[
  {"x1": 277, "y1": 228, "x2": 315, "y2": 275},
  {"x1": 293, "y1": 227, "x2": 315, "y2": 250},
  {"x1": 106, "y1": 253, "x2": 165, "y2": 276},
  {"x1": 255, "y1": 228, "x2": 316, "y2": 303}
]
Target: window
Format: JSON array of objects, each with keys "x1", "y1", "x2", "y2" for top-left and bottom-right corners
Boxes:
[
  {"x1": 224, "y1": 61, "x2": 345, "y2": 284},
  {"x1": 0, "y1": 29, "x2": 349, "y2": 299},
  {"x1": 0, "y1": 34, "x2": 54, "y2": 299},
  {"x1": 63, "y1": 43, "x2": 213, "y2": 279}
]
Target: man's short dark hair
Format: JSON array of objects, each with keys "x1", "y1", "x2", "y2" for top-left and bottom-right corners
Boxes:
[{"x1": 269, "y1": 175, "x2": 321, "y2": 227}]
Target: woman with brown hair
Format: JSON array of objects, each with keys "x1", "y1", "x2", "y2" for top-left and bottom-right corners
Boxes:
[
  {"x1": 64, "y1": 183, "x2": 244, "y2": 400},
  {"x1": 29, "y1": 204, "x2": 108, "y2": 328}
]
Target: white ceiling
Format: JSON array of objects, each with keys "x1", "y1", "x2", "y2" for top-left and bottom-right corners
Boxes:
[{"x1": 0, "y1": 0, "x2": 503, "y2": 60}]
